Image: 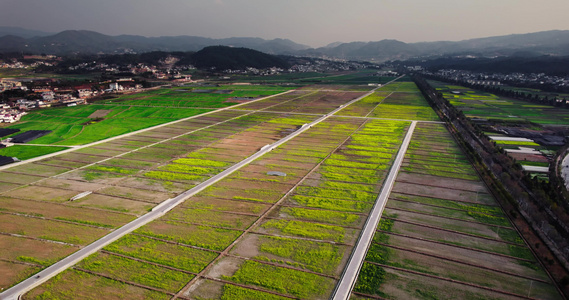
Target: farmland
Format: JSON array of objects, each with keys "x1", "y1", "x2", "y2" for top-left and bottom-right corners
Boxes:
[
  {"x1": 429, "y1": 81, "x2": 569, "y2": 126},
  {"x1": 0, "y1": 85, "x2": 292, "y2": 160},
  {"x1": 350, "y1": 123, "x2": 561, "y2": 299},
  {"x1": 335, "y1": 81, "x2": 439, "y2": 121},
  {"x1": 427, "y1": 80, "x2": 567, "y2": 182},
  {"x1": 0, "y1": 75, "x2": 562, "y2": 300}
]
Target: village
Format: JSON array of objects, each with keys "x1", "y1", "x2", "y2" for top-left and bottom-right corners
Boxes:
[{"x1": 0, "y1": 77, "x2": 149, "y2": 123}]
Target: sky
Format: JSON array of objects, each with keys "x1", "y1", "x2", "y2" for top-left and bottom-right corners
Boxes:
[{"x1": 1, "y1": 0, "x2": 568, "y2": 47}]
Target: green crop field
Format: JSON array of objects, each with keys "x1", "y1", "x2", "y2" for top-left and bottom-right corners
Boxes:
[
  {"x1": 3, "y1": 105, "x2": 209, "y2": 146},
  {"x1": 0, "y1": 145, "x2": 70, "y2": 160}
]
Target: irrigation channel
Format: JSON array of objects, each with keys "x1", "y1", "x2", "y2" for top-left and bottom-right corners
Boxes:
[{"x1": 0, "y1": 76, "x2": 405, "y2": 300}]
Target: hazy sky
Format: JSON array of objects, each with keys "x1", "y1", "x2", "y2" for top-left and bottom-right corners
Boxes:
[{"x1": 1, "y1": 0, "x2": 568, "y2": 47}]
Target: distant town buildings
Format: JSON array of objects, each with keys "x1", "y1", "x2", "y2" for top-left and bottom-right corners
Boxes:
[{"x1": 420, "y1": 69, "x2": 569, "y2": 91}]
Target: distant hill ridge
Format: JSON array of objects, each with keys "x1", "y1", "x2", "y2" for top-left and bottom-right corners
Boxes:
[
  {"x1": 0, "y1": 29, "x2": 310, "y2": 56},
  {"x1": 0, "y1": 27, "x2": 568, "y2": 61}
]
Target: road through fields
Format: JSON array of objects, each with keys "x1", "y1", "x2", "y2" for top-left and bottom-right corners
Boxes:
[{"x1": 332, "y1": 121, "x2": 417, "y2": 300}]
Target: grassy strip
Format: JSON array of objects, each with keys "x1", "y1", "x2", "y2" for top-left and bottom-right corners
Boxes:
[
  {"x1": 104, "y1": 235, "x2": 218, "y2": 273},
  {"x1": 291, "y1": 195, "x2": 373, "y2": 213},
  {"x1": 54, "y1": 217, "x2": 115, "y2": 228},
  {"x1": 135, "y1": 222, "x2": 241, "y2": 251},
  {"x1": 158, "y1": 164, "x2": 218, "y2": 175},
  {"x1": 221, "y1": 284, "x2": 290, "y2": 300},
  {"x1": 353, "y1": 218, "x2": 395, "y2": 295},
  {"x1": 321, "y1": 172, "x2": 379, "y2": 184},
  {"x1": 97, "y1": 158, "x2": 155, "y2": 169},
  {"x1": 86, "y1": 165, "x2": 139, "y2": 175},
  {"x1": 281, "y1": 207, "x2": 360, "y2": 226},
  {"x1": 261, "y1": 219, "x2": 345, "y2": 243},
  {"x1": 172, "y1": 158, "x2": 230, "y2": 167},
  {"x1": 320, "y1": 181, "x2": 376, "y2": 192},
  {"x1": 320, "y1": 165, "x2": 379, "y2": 177},
  {"x1": 143, "y1": 171, "x2": 203, "y2": 181},
  {"x1": 78, "y1": 252, "x2": 194, "y2": 292},
  {"x1": 296, "y1": 186, "x2": 376, "y2": 202},
  {"x1": 493, "y1": 140, "x2": 540, "y2": 146},
  {"x1": 29, "y1": 269, "x2": 171, "y2": 299},
  {"x1": 224, "y1": 260, "x2": 333, "y2": 299},
  {"x1": 0, "y1": 145, "x2": 69, "y2": 160},
  {"x1": 256, "y1": 236, "x2": 343, "y2": 274}
]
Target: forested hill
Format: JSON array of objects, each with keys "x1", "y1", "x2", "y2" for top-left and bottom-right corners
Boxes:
[{"x1": 188, "y1": 46, "x2": 290, "y2": 70}]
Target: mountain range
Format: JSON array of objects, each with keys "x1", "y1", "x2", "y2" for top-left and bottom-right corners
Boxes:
[{"x1": 1, "y1": 27, "x2": 568, "y2": 62}]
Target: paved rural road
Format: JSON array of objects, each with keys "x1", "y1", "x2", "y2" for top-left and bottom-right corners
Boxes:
[
  {"x1": 331, "y1": 121, "x2": 417, "y2": 300},
  {"x1": 0, "y1": 79, "x2": 402, "y2": 300}
]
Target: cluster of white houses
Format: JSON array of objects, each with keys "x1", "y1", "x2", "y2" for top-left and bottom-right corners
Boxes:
[{"x1": 0, "y1": 104, "x2": 26, "y2": 123}]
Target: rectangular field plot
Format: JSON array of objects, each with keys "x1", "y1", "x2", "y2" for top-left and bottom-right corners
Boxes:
[
  {"x1": 0, "y1": 235, "x2": 77, "y2": 289},
  {"x1": 164, "y1": 207, "x2": 258, "y2": 230},
  {"x1": 0, "y1": 172, "x2": 44, "y2": 185},
  {"x1": 69, "y1": 193, "x2": 155, "y2": 215},
  {"x1": 0, "y1": 214, "x2": 110, "y2": 245},
  {"x1": 104, "y1": 234, "x2": 218, "y2": 273},
  {"x1": 351, "y1": 122, "x2": 562, "y2": 299},
  {"x1": 355, "y1": 265, "x2": 549, "y2": 300},
  {"x1": 76, "y1": 252, "x2": 194, "y2": 293},
  {"x1": 232, "y1": 233, "x2": 351, "y2": 275},
  {"x1": 23, "y1": 269, "x2": 171, "y2": 300},
  {"x1": 0, "y1": 145, "x2": 69, "y2": 161},
  {"x1": 181, "y1": 196, "x2": 271, "y2": 215},
  {"x1": 3, "y1": 186, "x2": 80, "y2": 203},
  {"x1": 135, "y1": 221, "x2": 242, "y2": 251},
  {"x1": 4, "y1": 163, "x2": 72, "y2": 177},
  {"x1": 202, "y1": 257, "x2": 336, "y2": 300},
  {"x1": 0, "y1": 197, "x2": 134, "y2": 228}
]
